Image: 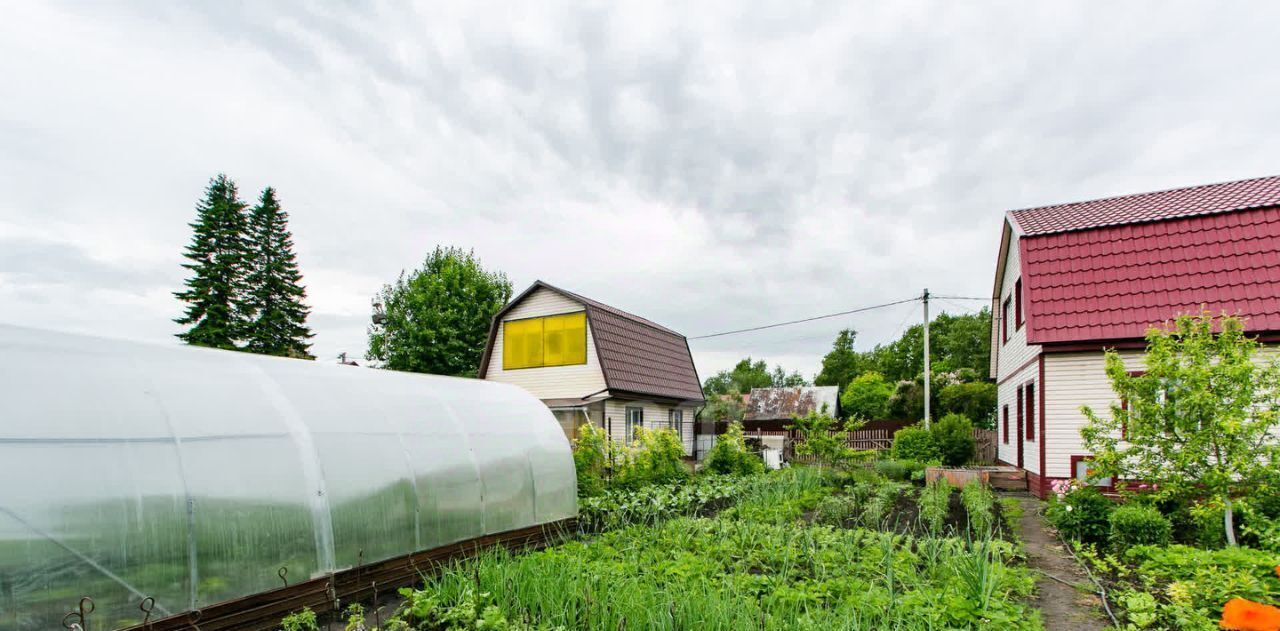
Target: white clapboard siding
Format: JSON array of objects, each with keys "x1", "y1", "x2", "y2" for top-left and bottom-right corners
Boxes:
[
  {"x1": 602, "y1": 399, "x2": 697, "y2": 455},
  {"x1": 993, "y1": 229, "x2": 1044, "y2": 472},
  {"x1": 484, "y1": 287, "x2": 607, "y2": 399},
  {"x1": 1044, "y1": 346, "x2": 1280, "y2": 479}
]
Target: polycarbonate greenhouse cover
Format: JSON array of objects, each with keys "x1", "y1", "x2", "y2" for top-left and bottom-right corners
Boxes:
[{"x1": 0, "y1": 325, "x2": 576, "y2": 630}]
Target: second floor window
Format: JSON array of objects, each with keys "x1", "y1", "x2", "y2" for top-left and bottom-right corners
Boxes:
[
  {"x1": 1002, "y1": 297, "x2": 1012, "y2": 344},
  {"x1": 503, "y1": 312, "x2": 588, "y2": 369},
  {"x1": 1015, "y1": 278, "x2": 1024, "y2": 328}
]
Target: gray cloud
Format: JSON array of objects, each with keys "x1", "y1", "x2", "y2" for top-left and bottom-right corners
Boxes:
[{"x1": 2, "y1": 1, "x2": 1279, "y2": 378}]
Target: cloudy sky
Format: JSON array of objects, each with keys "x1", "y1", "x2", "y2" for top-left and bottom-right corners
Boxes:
[{"x1": 2, "y1": 2, "x2": 1278, "y2": 381}]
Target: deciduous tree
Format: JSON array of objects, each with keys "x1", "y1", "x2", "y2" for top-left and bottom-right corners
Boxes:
[
  {"x1": 367, "y1": 246, "x2": 512, "y2": 376},
  {"x1": 1081, "y1": 313, "x2": 1280, "y2": 546}
]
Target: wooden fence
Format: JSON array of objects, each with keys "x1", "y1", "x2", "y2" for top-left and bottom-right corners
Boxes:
[{"x1": 747, "y1": 427, "x2": 999, "y2": 465}]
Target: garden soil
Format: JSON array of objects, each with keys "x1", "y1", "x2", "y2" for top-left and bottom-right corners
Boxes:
[{"x1": 1013, "y1": 494, "x2": 1109, "y2": 631}]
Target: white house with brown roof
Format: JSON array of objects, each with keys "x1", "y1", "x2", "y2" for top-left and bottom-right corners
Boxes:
[
  {"x1": 479, "y1": 281, "x2": 705, "y2": 453},
  {"x1": 991, "y1": 174, "x2": 1280, "y2": 497}
]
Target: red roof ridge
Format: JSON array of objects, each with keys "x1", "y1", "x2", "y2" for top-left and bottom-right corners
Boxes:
[{"x1": 1007, "y1": 174, "x2": 1280, "y2": 236}]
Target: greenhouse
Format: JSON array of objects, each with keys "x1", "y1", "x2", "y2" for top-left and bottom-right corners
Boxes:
[{"x1": 0, "y1": 325, "x2": 577, "y2": 630}]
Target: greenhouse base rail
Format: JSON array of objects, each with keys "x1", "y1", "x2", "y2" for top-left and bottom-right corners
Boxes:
[{"x1": 115, "y1": 519, "x2": 576, "y2": 631}]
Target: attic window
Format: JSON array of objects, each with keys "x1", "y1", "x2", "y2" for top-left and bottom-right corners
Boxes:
[
  {"x1": 1015, "y1": 279, "x2": 1023, "y2": 329},
  {"x1": 503, "y1": 312, "x2": 588, "y2": 369}
]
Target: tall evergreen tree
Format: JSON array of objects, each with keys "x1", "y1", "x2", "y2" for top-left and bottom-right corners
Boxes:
[
  {"x1": 174, "y1": 174, "x2": 250, "y2": 349},
  {"x1": 243, "y1": 187, "x2": 314, "y2": 358}
]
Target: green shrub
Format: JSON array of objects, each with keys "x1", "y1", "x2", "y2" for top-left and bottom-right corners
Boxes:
[
  {"x1": 572, "y1": 423, "x2": 609, "y2": 497},
  {"x1": 704, "y1": 421, "x2": 764, "y2": 477},
  {"x1": 874, "y1": 459, "x2": 909, "y2": 481},
  {"x1": 280, "y1": 607, "x2": 319, "y2": 631},
  {"x1": 615, "y1": 427, "x2": 688, "y2": 489},
  {"x1": 814, "y1": 495, "x2": 859, "y2": 527},
  {"x1": 891, "y1": 426, "x2": 940, "y2": 463},
  {"x1": 1123, "y1": 544, "x2": 1280, "y2": 618},
  {"x1": 930, "y1": 413, "x2": 975, "y2": 467},
  {"x1": 938, "y1": 382, "x2": 997, "y2": 429},
  {"x1": 840, "y1": 371, "x2": 894, "y2": 420},
  {"x1": 918, "y1": 478, "x2": 953, "y2": 535},
  {"x1": 1046, "y1": 486, "x2": 1114, "y2": 545},
  {"x1": 1108, "y1": 504, "x2": 1172, "y2": 548},
  {"x1": 961, "y1": 480, "x2": 995, "y2": 535}
]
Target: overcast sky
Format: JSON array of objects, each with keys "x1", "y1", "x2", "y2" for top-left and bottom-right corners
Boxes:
[{"x1": 3, "y1": 2, "x2": 1279, "y2": 381}]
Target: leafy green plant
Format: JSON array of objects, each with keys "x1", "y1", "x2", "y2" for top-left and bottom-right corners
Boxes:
[
  {"x1": 840, "y1": 371, "x2": 894, "y2": 420},
  {"x1": 1109, "y1": 504, "x2": 1172, "y2": 549},
  {"x1": 572, "y1": 423, "x2": 609, "y2": 497},
  {"x1": 790, "y1": 404, "x2": 859, "y2": 471},
  {"x1": 704, "y1": 420, "x2": 764, "y2": 476},
  {"x1": 280, "y1": 607, "x2": 319, "y2": 631},
  {"x1": 918, "y1": 478, "x2": 953, "y2": 536},
  {"x1": 1045, "y1": 486, "x2": 1114, "y2": 545},
  {"x1": 1081, "y1": 313, "x2": 1280, "y2": 546},
  {"x1": 614, "y1": 426, "x2": 689, "y2": 489},
  {"x1": 938, "y1": 381, "x2": 998, "y2": 430},
  {"x1": 961, "y1": 480, "x2": 995, "y2": 536},
  {"x1": 930, "y1": 413, "x2": 975, "y2": 467},
  {"x1": 891, "y1": 426, "x2": 941, "y2": 463}
]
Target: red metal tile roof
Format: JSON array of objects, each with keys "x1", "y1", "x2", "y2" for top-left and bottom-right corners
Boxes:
[
  {"x1": 1009, "y1": 174, "x2": 1280, "y2": 236},
  {"x1": 1021, "y1": 205, "x2": 1280, "y2": 344}
]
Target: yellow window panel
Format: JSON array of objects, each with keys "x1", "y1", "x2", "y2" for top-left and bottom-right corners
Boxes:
[
  {"x1": 544, "y1": 312, "x2": 586, "y2": 366},
  {"x1": 502, "y1": 317, "x2": 543, "y2": 369}
]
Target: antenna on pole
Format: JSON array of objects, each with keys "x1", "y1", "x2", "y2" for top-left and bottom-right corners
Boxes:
[{"x1": 922, "y1": 288, "x2": 931, "y2": 429}]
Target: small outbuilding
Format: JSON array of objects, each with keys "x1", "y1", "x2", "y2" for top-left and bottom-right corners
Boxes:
[{"x1": 742, "y1": 385, "x2": 839, "y2": 431}]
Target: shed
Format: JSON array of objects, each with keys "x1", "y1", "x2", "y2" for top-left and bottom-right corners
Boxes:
[
  {"x1": 742, "y1": 386, "x2": 839, "y2": 431},
  {"x1": 0, "y1": 325, "x2": 576, "y2": 629}
]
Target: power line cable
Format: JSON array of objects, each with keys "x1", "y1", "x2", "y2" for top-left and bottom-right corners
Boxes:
[{"x1": 688, "y1": 296, "x2": 920, "y2": 340}]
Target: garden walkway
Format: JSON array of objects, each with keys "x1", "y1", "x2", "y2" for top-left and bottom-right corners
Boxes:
[{"x1": 1013, "y1": 495, "x2": 1110, "y2": 631}]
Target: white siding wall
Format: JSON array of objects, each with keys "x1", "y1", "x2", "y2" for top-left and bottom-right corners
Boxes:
[
  {"x1": 996, "y1": 360, "x2": 1040, "y2": 473},
  {"x1": 603, "y1": 399, "x2": 698, "y2": 456},
  {"x1": 994, "y1": 231, "x2": 1044, "y2": 472},
  {"x1": 1042, "y1": 347, "x2": 1280, "y2": 479},
  {"x1": 484, "y1": 288, "x2": 607, "y2": 399}
]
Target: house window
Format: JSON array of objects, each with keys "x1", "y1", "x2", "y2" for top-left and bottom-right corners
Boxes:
[
  {"x1": 669, "y1": 409, "x2": 683, "y2": 439},
  {"x1": 1071, "y1": 455, "x2": 1112, "y2": 488},
  {"x1": 625, "y1": 406, "x2": 643, "y2": 443},
  {"x1": 1016, "y1": 386, "x2": 1024, "y2": 442},
  {"x1": 1118, "y1": 370, "x2": 1145, "y2": 440},
  {"x1": 1015, "y1": 279, "x2": 1024, "y2": 328},
  {"x1": 1002, "y1": 297, "x2": 1011, "y2": 344},
  {"x1": 502, "y1": 312, "x2": 587, "y2": 369},
  {"x1": 1025, "y1": 382, "x2": 1035, "y2": 441},
  {"x1": 1002, "y1": 405, "x2": 1009, "y2": 444}
]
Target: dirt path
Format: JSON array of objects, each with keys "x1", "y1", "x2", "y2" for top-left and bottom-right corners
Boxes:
[{"x1": 1011, "y1": 494, "x2": 1111, "y2": 631}]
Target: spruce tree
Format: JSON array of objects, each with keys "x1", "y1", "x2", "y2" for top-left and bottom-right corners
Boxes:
[
  {"x1": 174, "y1": 174, "x2": 250, "y2": 349},
  {"x1": 243, "y1": 187, "x2": 314, "y2": 358}
]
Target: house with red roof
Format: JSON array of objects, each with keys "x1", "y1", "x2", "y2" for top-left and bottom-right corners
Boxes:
[
  {"x1": 990, "y1": 174, "x2": 1280, "y2": 497},
  {"x1": 479, "y1": 281, "x2": 705, "y2": 453}
]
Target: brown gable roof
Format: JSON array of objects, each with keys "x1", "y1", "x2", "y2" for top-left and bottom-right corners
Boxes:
[{"x1": 479, "y1": 281, "x2": 705, "y2": 403}]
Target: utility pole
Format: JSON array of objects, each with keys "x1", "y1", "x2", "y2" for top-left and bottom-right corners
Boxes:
[{"x1": 922, "y1": 288, "x2": 931, "y2": 429}]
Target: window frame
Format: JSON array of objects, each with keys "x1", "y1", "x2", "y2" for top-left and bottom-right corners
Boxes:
[
  {"x1": 1015, "y1": 278, "x2": 1024, "y2": 329},
  {"x1": 1002, "y1": 297, "x2": 1011, "y2": 344},
  {"x1": 1024, "y1": 381, "x2": 1035, "y2": 441},
  {"x1": 1070, "y1": 454, "x2": 1114, "y2": 490},
  {"x1": 1002, "y1": 404, "x2": 1009, "y2": 444},
  {"x1": 501, "y1": 311, "x2": 588, "y2": 370},
  {"x1": 625, "y1": 406, "x2": 644, "y2": 443},
  {"x1": 669, "y1": 409, "x2": 683, "y2": 440}
]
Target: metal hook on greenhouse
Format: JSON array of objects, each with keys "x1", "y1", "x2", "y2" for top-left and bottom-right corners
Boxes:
[
  {"x1": 278, "y1": 566, "x2": 289, "y2": 587},
  {"x1": 139, "y1": 596, "x2": 156, "y2": 628},
  {"x1": 61, "y1": 596, "x2": 95, "y2": 631},
  {"x1": 187, "y1": 609, "x2": 202, "y2": 631},
  {"x1": 372, "y1": 580, "x2": 381, "y2": 628}
]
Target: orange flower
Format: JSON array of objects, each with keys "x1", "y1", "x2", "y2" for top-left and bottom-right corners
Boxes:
[{"x1": 1220, "y1": 598, "x2": 1280, "y2": 631}]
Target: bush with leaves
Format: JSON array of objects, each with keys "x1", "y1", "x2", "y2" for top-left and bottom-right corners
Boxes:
[
  {"x1": 1109, "y1": 503, "x2": 1172, "y2": 549},
  {"x1": 614, "y1": 427, "x2": 688, "y2": 489},
  {"x1": 1046, "y1": 486, "x2": 1114, "y2": 545},
  {"x1": 790, "y1": 404, "x2": 858, "y2": 471},
  {"x1": 891, "y1": 426, "x2": 941, "y2": 463},
  {"x1": 704, "y1": 421, "x2": 764, "y2": 476},
  {"x1": 938, "y1": 381, "x2": 997, "y2": 429},
  {"x1": 840, "y1": 371, "x2": 894, "y2": 420},
  {"x1": 572, "y1": 423, "x2": 610, "y2": 497},
  {"x1": 931, "y1": 413, "x2": 976, "y2": 467},
  {"x1": 1081, "y1": 312, "x2": 1280, "y2": 546}
]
